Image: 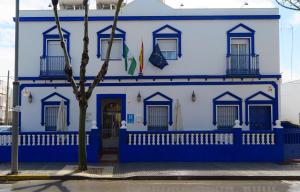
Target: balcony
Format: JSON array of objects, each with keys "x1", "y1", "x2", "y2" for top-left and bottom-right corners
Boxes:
[
  {"x1": 226, "y1": 54, "x2": 260, "y2": 77},
  {"x1": 40, "y1": 56, "x2": 66, "y2": 79}
]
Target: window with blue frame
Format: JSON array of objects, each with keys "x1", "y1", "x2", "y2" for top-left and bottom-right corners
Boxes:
[
  {"x1": 213, "y1": 92, "x2": 243, "y2": 129},
  {"x1": 41, "y1": 26, "x2": 70, "y2": 78},
  {"x1": 147, "y1": 105, "x2": 169, "y2": 131},
  {"x1": 45, "y1": 106, "x2": 61, "y2": 131},
  {"x1": 143, "y1": 92, "x2": 173, "y2": 131},
  {"x1": 97, "y1": 25, "x2": 126, "y2": 60},
  {"x1": 153, "y1": 25, "x2": 182, "y2": 60},
  {"x1": 226, "y1": 23, "x2": 259, "y2": 76},
  {"x1": 216, "y1": 105, "x2": 239, "y2": 129},
  {"x1": 41, "y1": 92, "x2": 70, "y2": 131}
]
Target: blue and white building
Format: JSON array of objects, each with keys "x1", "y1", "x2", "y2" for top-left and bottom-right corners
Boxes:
[{"x1": 12, "y1": 0, "x2": 285, "y2": 163}]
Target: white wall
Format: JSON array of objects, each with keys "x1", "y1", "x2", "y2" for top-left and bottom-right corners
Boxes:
[
  {"x1": 281, "y1": 80, "x2": 300, "y2": 125},
  {"x1": 18, "y1": 7, "x2": 280, "y2": 77},
  {"x1": 20, "y1": 80, "x2": 279, "y2": 132}
]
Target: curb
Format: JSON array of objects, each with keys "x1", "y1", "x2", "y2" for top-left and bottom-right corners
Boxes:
[{"x1": 1, "y1": 175, "x2": 300, "y2": 181}]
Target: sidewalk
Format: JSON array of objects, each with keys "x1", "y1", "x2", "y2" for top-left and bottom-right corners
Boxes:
[{"x1": 1, "y1": 162, "x2": 300, "y2": 181}]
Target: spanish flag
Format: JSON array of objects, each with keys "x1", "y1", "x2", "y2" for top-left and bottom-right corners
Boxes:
[{"x1": 139, "y1": 41, "x2": 144, "y2": 75}]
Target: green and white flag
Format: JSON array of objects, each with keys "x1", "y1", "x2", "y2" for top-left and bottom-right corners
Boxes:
[{"x1": 124, "y1": 44, "x2": 137, "y2": 76}]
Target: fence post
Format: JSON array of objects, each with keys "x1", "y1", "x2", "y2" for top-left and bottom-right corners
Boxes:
[
  {"x1": 119, "y1": 121, "x2": 127, "y2": 163},
  {"x1": 273, "y1": 120, "x2": 284, "y2": 162},
  {"x1": 87, "y1": 121, "x2": 100, "y2": 163},
  {"x1": 233, "y1": 120, "x2": 242, "y2": 161}
]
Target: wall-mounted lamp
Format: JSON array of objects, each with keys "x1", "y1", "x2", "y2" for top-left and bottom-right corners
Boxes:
[
  {"x1": 192, "y1": 91, "x2": 196, "y2": 102},
  {"x1": 28, "y1": 93, "x2": 33, "y2": 104},
  {"x1": 22, "y1": 88, "x2": 33, "y2": 104},
  {"x1": 137, "y1": 92, "x2": 142, "y2": 102}
]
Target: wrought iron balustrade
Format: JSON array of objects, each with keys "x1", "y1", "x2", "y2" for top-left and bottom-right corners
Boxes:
[
  {"x1": 226, "y1": 54, "x2": 260, "y2": 76},
  {"x1": 40, "y1": 56, "x2": 66, "y2": 78}
]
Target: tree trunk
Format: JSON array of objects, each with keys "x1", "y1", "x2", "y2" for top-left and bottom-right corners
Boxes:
[{"x1": 78, "y1": 101, "x2": 88, "y2": 171}]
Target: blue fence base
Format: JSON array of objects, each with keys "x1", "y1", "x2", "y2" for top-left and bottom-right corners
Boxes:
[
  {"x1": 119, "y1": 128, "x2": 284, "y2": 163},
  {"x1": 0, "y1": 129, "x2": 100, "y2": 163}
]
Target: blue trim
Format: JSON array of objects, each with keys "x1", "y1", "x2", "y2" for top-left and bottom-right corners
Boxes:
[
  {"x1": 17, "y1": 15, "x2": 281, "y2": 22},
  {"x1": 41, "y1": 92, "x2": 70, "y2": 127},
  {"x1": 96, "y1": 94, "x2": 126, "y2": 138},
  {"x1": 153, "y1": 25, "x2": 182, "y2": 58},
  {"x1": 213, "y1": 92, "x2": 243, "y2": 126},
  {"x1": 143, "y1": 92, "x2": 173, "y2": 126},
  {"x1": 245, "y1": 91, "x2": 277, "y2": 126},
  {"x1": 227, "y1": 23, "x2": 255, "y2": 56},
  {"x1": 97, "y1": 25, "x2": 126, "y2": 59},
  {"x1": 42, "y1": 26, "x2": 70, "y2": 57},
  {"x1": 18, "y1": 74, "x2": 282, "y2": 81}
]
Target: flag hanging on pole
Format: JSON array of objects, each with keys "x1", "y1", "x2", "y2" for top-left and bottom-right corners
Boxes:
[
  {"x1": 139, "y1": 41, "x2": 144, "y2": 75},
  {"x1": 149, "y1": 44, "x2": 168, "y2": 70},
  {"x1": 124, "y1": 44, "x2": 137, "y2": 76}
]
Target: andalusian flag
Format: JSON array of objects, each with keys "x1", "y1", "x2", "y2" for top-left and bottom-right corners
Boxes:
[
  {"x1": 124, "y1": 44, "x2": 137, "y2": 76},
  {"x1": 139, "y1": 42, "x2": 144, "y2": 75}
]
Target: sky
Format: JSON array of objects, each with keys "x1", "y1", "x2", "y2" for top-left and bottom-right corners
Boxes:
[{"x1": 0, "y1": 0, "x2": 299, "y2": 82}]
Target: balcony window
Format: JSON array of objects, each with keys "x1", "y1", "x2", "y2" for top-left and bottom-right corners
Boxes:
[
  {"x1": 47, "y1": 40, "x2": 64, "y2": 57},
  {"x1": 226, "y1": 23, "x2": 259, "y2": 76},
  {"x1": 41, "y1": 26, "x2": 70, "y2": 78}
]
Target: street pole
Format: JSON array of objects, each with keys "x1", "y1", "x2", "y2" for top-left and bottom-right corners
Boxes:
[
  {"x1": 290, "y1": 25, "x2": 294, "y2": 81},
  {"x1": 5, "y1": 70, "x2": 10, "y2": 125},
  {"x1": 11, "y1": 0, "x2": 20, "y2": 174}
]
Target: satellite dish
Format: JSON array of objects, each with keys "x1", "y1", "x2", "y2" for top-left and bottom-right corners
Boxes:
[{"x1": 23, "y1": 89, "x2": 31, "y2": 97}]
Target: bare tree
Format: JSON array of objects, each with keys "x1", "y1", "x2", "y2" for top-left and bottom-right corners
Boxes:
[
  {"x1": 276, "y1": 0, "x2": 300, "y2": 10},
  {"x1": 51, "y1": 0, "x2": 123, "y2": 171}
]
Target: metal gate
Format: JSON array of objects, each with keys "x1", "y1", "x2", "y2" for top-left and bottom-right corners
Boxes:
[{"x1": 283, "y1": 122, "x2": 300, "y2": 161}]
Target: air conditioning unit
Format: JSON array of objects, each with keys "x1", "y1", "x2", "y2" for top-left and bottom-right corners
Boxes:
[
  {"x1": 96, "y1": 0, "x2": 119, "y2": 10},
  {"x1": 59, "y1": 0, "x2": 85, "y2": 10}
]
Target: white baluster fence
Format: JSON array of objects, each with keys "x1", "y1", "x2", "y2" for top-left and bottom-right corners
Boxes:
[
  {"x1": 242, "y1": 132, "x2": 275, "y2": 145},
  {"x1": 0, "y1": 132, "x2": 91, "y2": 147},
  {"x1": 127, "y1": 132, "x2": 234, "y2": 146}
]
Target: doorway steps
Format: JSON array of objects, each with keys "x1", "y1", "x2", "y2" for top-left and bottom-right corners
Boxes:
[{"x1": 101, "y1": 148, "x2": 119, "y2": 163}]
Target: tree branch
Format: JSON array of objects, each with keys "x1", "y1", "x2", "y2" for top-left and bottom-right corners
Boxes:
[
  {"x1": 86, "y1": 0, "x2": 123, "y2": 99},
  {"x1": 79, "y1": 0, "x2": 90, "y2": 104},
  {"x1": 52, "y1": 0, "x2": 80, "y2": 98},
  {"x1": 276, "y1": 0, "x2": 300, "y2": 10}
]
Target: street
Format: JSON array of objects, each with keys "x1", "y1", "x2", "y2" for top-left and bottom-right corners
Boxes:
[{"x1": 0, "y1": 180, "x2": 299, "y2": 192}]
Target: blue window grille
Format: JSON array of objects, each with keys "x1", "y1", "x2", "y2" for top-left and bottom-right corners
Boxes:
[
  {"x1": 45, "y1": 106, "x2": 59, "y2": 132},
  {"x1": 217, "y1": 105, "x2": 239, "y2": 129},
  {"x1": 147, "y1": 105, "x2": 169, "y2": 131}
]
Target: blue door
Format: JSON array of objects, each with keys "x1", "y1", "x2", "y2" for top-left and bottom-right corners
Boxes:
[{"x1": 249, "y1": 106, "x2": 272, "y2": 130}]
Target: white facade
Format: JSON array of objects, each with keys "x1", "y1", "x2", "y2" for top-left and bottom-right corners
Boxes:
[
  {"x1": 18, "y1": 0, "x2": 281, "y2": 133},
  {"x1": 281, "y1": 80, "x2": 300, "y2": 125}
]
